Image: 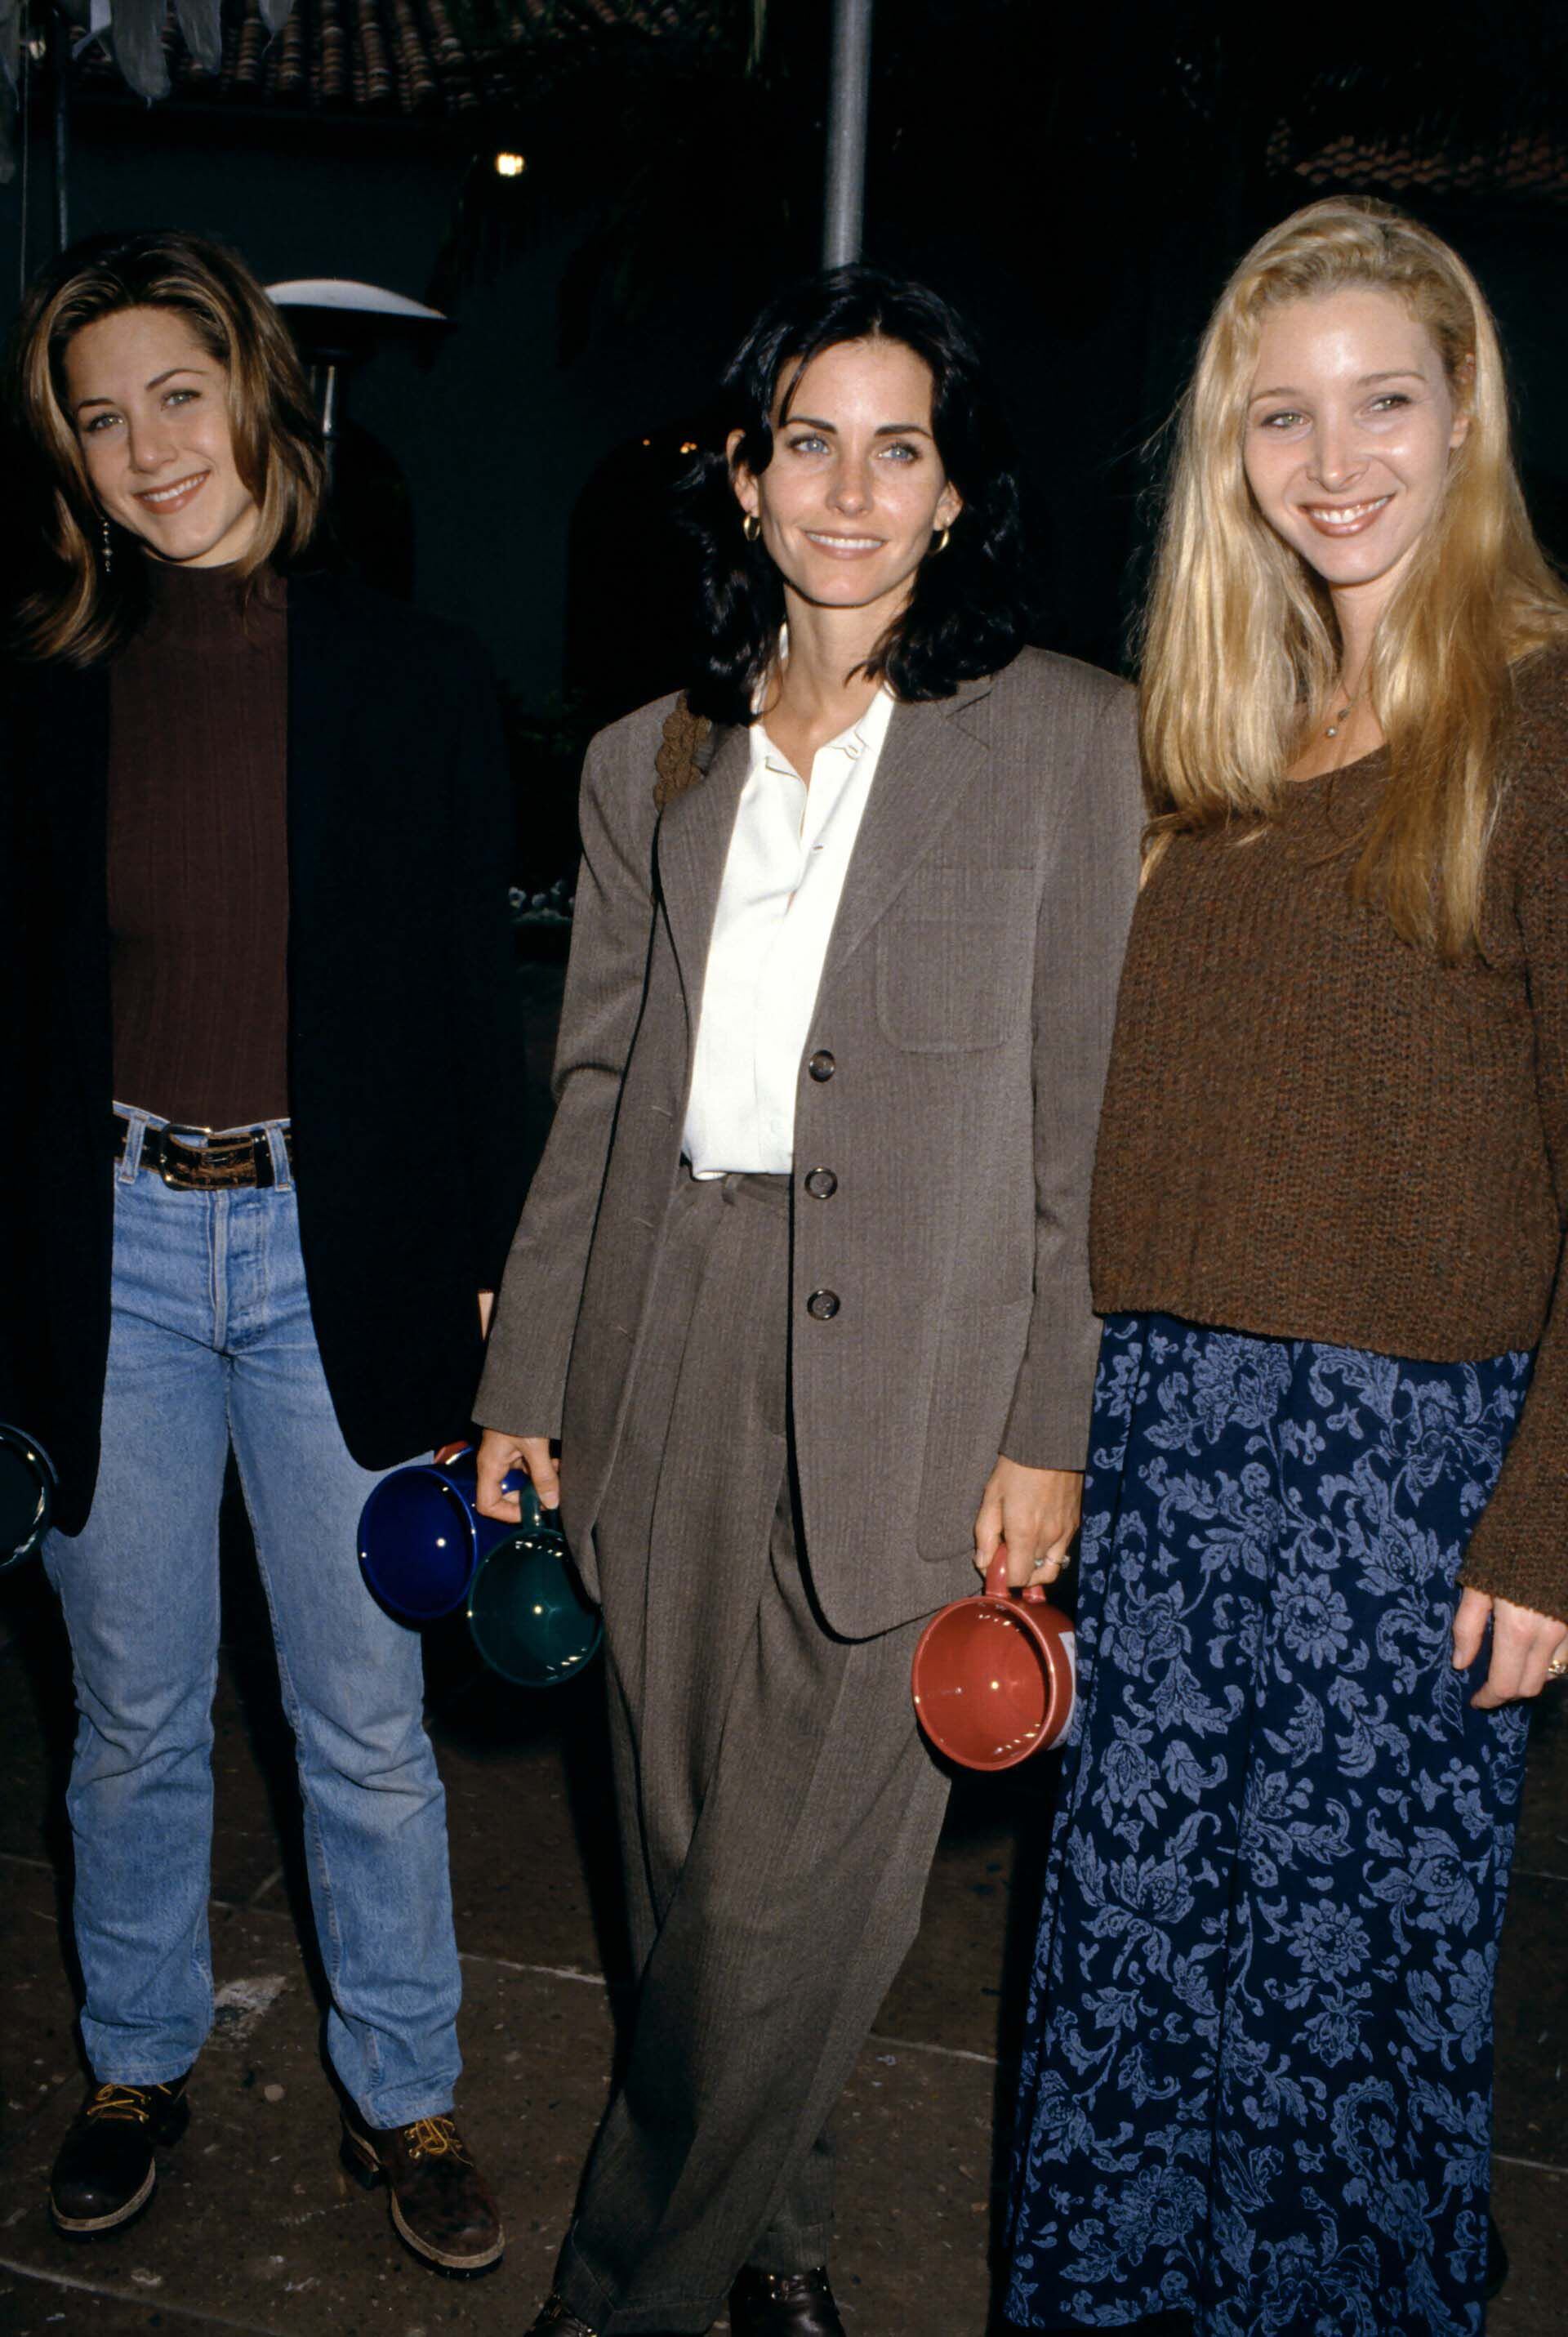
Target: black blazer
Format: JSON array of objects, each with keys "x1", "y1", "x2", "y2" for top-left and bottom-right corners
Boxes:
[{"x1": 0, "y1": 572, "x2": 532, "y2": 1533}]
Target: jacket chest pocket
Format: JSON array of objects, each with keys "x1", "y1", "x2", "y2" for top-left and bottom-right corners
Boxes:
[{"x1": 875, "y1": 866, "x2": 1035, "y2": 1052}]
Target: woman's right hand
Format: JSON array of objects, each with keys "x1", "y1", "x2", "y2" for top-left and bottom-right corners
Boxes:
[{"x1": 474, "y1": 1428, "x2": 559, "y2": 1519}]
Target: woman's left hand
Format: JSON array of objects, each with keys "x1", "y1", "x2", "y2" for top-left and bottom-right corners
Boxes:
[
  {"x1": 974, "y1": 1458, "x2": 1083, "y2": 1588},
  {"x1": 1452, "y1": 1586, "x2": 1568, "y2": 1706}
]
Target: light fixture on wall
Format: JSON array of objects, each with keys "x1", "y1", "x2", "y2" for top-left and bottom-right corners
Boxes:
[{"x1": 494, "y1": 152, "x2": 528, "y2": 178}]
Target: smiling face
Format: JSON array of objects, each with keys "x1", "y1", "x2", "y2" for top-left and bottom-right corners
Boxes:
[
  {"x1": 1242, "y1": 288, "x2": 1469, "y2": 629},
  {"x1": 62, "y1": 305, "x2": 261, "y2": 567},
  {"x1": 729, "y1": 335, "x2": 962, "y2": 627}
]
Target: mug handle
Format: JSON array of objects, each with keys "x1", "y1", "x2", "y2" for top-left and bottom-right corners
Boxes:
[{"x1": 983, "y1": 1541, "x2": 1048, "y2": 1605}]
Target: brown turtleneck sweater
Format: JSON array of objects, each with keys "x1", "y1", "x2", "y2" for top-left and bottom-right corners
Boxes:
[
  {"x1": 107, "y1": 558, "x2": 289, "y2": 1130},
  {"x1": 1090, "y1": 642, "x2": 1568, "y2": 1623}
]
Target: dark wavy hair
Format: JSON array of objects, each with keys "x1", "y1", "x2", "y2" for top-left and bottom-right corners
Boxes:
[{"x1": 680, "y1": 266, "x2": 1032, "y2": 725}]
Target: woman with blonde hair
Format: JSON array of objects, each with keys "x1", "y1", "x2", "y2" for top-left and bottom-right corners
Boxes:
[
  {"x1": 0, "y1": 230, "x2": 526, "y2": 2268},
  {"x1": 1004, "y1": 198, "x2": 1568, "y2": 2337}
]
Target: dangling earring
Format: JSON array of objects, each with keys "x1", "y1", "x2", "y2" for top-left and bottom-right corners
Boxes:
[
  {"x1": 100, "y1": 516, "x2": 114, "y2": 575},
  {"x1": 742, "y1": 513, "x2": 761, "y2": 543},
  {"x1": 930, "y1": 523, "x2": 952, "y2": 556}
]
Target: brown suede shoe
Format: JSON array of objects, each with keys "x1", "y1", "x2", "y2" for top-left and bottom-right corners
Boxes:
[
  {"x1": 729, "y1": 2266, "x2": 846, "y2": 2336},
  {"x1": 524, "y1": 2296, "x2": 599, "y2": 2336},
  {"x1": 340, "y1": 2109, "x2": 502, "y2": 2272}
]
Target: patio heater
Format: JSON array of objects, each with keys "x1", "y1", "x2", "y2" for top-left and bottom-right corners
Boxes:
[{"x1": 265, "y1": 277, "x2": 449, "y2": 488}]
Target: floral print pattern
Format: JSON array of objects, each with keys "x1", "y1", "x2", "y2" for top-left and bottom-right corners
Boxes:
[{"x1": 1004, "y1": 1316, "x2": 1534, "y2": 2337}]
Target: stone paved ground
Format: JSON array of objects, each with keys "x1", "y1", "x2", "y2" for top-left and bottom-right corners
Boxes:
[{"x1": 0, "y1": 1531, "x2": 1563, "y2": 2337}]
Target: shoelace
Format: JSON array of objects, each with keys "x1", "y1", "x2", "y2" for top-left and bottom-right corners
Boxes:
[
  {"x1": 404, "y1": 2114, "x2": 470, "y2": 2162},
  {"x1": 540, "y1": 2298, "x2": 598, "y2": 2337},
  {"x1": 84, "y1": 2082, "x2": 158, "y2": 2126}
]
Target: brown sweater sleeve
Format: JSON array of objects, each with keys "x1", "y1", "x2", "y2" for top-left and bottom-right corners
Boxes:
[{"x1": 1459, "y1": 653, "x2": 1568, "y2": 1623}]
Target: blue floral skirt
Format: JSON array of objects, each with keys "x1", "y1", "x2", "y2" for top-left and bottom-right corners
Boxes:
[{"x1": 1004, "y1": 1315, "x2": 1535, "y2": 2337}]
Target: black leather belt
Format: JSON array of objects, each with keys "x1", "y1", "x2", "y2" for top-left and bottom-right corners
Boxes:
[{"x1": 114, "y1": 1114, "x2": 293, "y2": 1191}]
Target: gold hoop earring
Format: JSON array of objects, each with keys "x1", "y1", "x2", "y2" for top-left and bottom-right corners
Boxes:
[
  {"x1": 930, "y1": 524, "x2": 952, "y2": 556},
  {"x1": 742, "y1": 513, "x2": 761, "y2": 543}
]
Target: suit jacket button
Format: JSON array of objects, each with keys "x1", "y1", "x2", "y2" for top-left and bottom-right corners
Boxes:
[
  {"x1": 806, "y1": 1289, "x2": 840, "y2": 1320},
  {"x1": 804, "y1": 1167, "x2": 837, "y2": 1200},
  {"x1": 807, "y1": 1050, "x2": 835, "y2": 1082}
]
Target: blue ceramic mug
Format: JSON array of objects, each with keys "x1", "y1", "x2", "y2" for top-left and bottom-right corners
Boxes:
[
  {"x1": 0, "y1": 1424, "x2": 56, "y2": 1571},
  {"x1": 358, "y1": 1443, "x2": 602, "y2": 1686},
  {"x1": 358, "y1": 1443, "x2": 519, "y2": 1621}
]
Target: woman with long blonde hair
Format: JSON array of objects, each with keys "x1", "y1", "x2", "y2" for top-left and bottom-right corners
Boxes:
[
  {"x1": 0, "y1": 230, "x2": 527, "y2": 2269},
  {"x1": 1004, "y1": 198, "x2": 1568, "y2": 2337}
]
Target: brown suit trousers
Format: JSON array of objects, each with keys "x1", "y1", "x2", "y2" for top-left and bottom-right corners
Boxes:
[{"x1": 556, "y1": 1170, "x2": 950, "y2": 2333}]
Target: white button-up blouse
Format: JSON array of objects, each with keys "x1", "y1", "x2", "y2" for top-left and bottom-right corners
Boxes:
[{"x1": 680, "y1": 683, "x2": 895, "y2": 1176}]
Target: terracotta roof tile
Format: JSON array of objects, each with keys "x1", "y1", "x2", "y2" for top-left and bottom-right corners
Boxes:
[
  {"x1": 1270, "y1": 121, "x2": 1568, "y2": 207},
  {"x1": 77, "y1": 0, "x2": 725, "y2": 118}
]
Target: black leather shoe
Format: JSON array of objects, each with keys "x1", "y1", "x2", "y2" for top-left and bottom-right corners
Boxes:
[
  {"x1": 524, "y1": 2297, "x2": 599, "y2": 2337},
  {"x1": 341, "y1": 2109, "x2": 503, "y2": 2273},
  {"x1": 730, "y1": 2266, "x2": 846, "y2": 2336},
  {"x1": 50, "y1": 2076, "x2": 190, "y2": 2234}
]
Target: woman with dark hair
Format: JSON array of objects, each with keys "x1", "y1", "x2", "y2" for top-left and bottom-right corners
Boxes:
[
  {"x1": 0, "y1": 230, "x2": 525, "y2": 2270},
  {"x1": 474, "y1": 265, "x2": 1145, "y2": 2337},
  {"x1": 680, "y1": 269, "x2": 1031, "y2": 725}
]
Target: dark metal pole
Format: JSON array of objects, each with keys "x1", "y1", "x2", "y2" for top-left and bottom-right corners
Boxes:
[
  {"x1": 310, "y1": 360, "x2": 341, "y2": 489},
  {"x1": 822, "y1": 0, "x2": 872, "y2": 267},
  {"x1": 50, "y1": 2, "x2": 70, "y2": 253}
]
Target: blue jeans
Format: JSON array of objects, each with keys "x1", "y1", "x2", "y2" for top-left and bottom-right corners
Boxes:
[{"x1": 43, "y1": 1107, "x2": 463, "y2": 2127}]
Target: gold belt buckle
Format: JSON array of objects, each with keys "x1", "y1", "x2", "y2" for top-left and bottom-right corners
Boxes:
[
  {"x1": 158, "y1": 1127, "x2": 213, "y2": 1189},
  {"x1": 157, "y1": 1124, "x2": 255, "y2": 1189},
  {"x1": 204, "y1": 1142, "x2": 261, "y2": 1188},
  {"x1": 149, "y1": 1123, "x2": 273, "y2": 1189}
]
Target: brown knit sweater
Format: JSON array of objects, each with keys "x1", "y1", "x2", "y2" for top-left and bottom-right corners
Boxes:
[
  {"x1": 1091, "y1": 641, "x2": 1568, "y2": 1623},
  {"x1": 108, "y1": 558, "x2": 289, "y2": 1129}
]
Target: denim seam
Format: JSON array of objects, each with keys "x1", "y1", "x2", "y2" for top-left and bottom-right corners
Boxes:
[
  {"x1": 258, "y1": 1186, "x2": 273, "y2": 1329},
  {"x1": 89, "y1": 2053, "x2": 201, "y2": 2089},
  {"x1": 233, "y1": 1452, "x2": 368, "y2": 2090},
  {"x1": 209, "y1": 1193, "x2": 227, "y2": 1351}
]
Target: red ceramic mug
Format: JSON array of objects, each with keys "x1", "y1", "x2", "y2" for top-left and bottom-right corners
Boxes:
[{"x1": 911, "y1": 1543, "x2": 1076, "y2": 1771}]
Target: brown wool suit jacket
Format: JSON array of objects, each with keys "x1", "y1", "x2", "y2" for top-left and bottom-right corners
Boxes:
[{"x1": 475, "y1": 646, "x2": 1145, "y2": 1639}]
